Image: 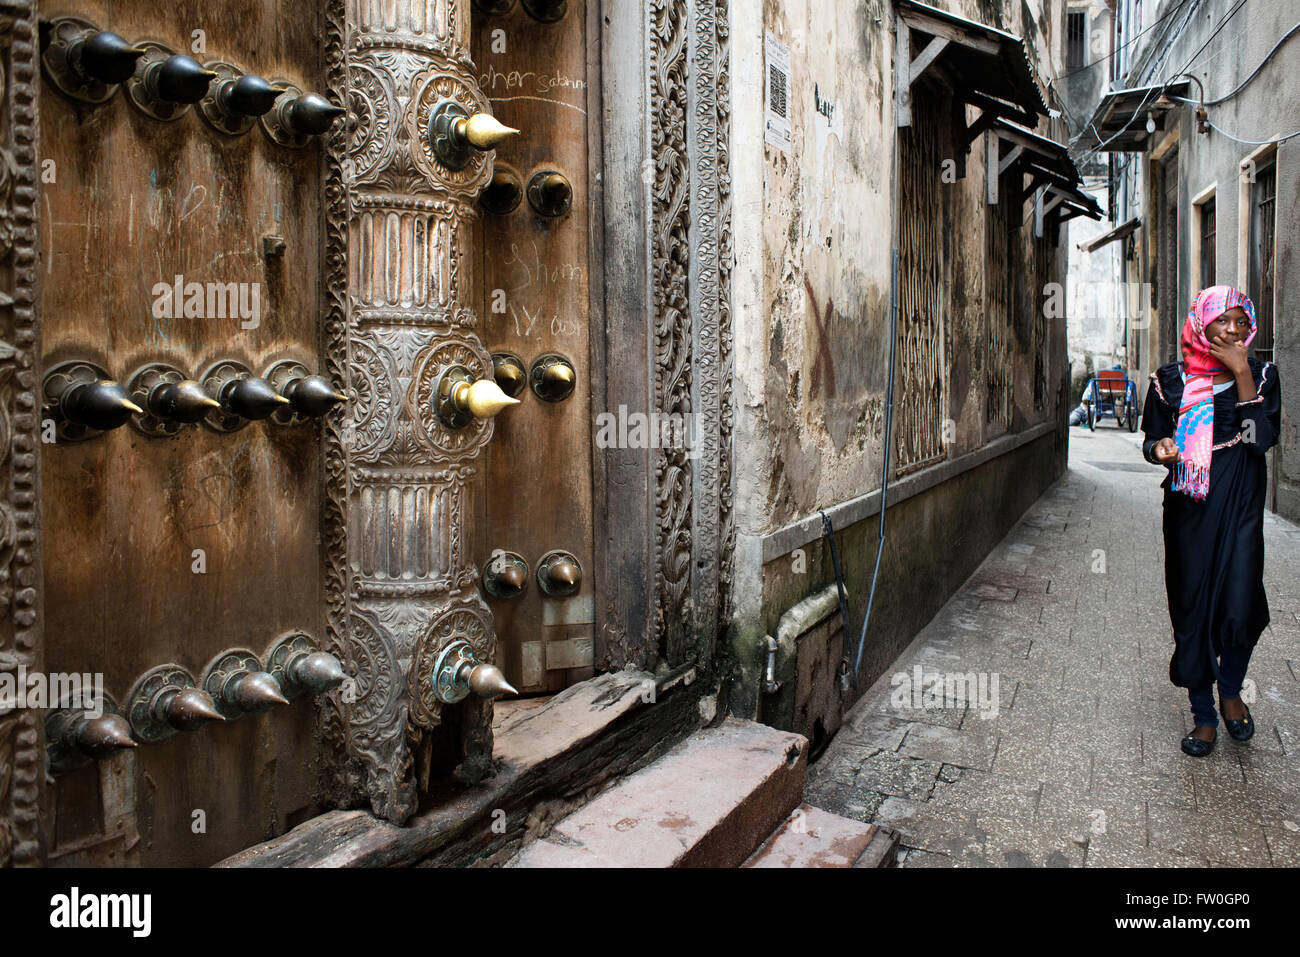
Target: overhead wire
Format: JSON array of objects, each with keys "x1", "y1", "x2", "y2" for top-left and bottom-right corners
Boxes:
[
  {"x1": 1070, "y1": 0, "x2": 1203, "y2": 157},
  {"x1": 1058, "y1": 0, "x2": 1198, "y2": 81},
  {"x1": 1073, "y1": 0, "x2": 1256, "y2": 162},
  {"x1": 1199, "y1": 20, "x2": 1300, "y2": 104}
]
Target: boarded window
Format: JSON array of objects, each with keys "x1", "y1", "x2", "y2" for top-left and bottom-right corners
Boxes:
[
  {"x1": 896, "y1": 84, "x2": 947, "y2": 474},
  {"x1": 1249, "y1": 157, "x2": 1275, "y2": 361}
]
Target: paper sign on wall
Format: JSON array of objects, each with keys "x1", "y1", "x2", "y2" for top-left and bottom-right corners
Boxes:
[{"x1": 765, "y1": 31, "x2": 792, "y2": 154}]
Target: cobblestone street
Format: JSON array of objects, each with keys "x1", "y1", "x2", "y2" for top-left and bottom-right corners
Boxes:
[{"x1": 808, "y1": 425, "x2": 1300, "y2": 867}]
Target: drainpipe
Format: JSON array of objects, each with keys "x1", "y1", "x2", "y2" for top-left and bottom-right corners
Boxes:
[{"x1": 763, "y1": 636, "x2": 780, "y2": 695}]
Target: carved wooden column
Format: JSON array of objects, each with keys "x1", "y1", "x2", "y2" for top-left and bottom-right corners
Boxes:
[
  {"x1": 594, "y1": 0, "x2": 732, "y2": 677},
  {"x1": 320, "y1": 0, "x2": 499, "y2": 823},
  {"x1": 648, "y1": 0, "x2": 733, "y2": 670},
  {"x1": 0, "y1": 0, "x2": 45, "y2": 866}
]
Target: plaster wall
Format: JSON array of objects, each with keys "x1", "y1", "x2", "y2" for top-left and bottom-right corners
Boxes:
[{"x1": 729, "y1": 0, "x2": 1075, "y2": 719}]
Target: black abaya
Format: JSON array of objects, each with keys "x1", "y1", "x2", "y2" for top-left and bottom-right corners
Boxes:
[{"x1": 1139, "y1": 357, "x2": 1282, "y2": 689}]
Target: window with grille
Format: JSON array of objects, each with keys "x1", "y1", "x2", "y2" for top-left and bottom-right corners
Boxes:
[
  {"x1": 896, "y1": 84, "x2": 948, "y2": 474},
  {"x1": 1156, "y1": 149, "x2": 1179, "y2": 364},
  {"x1": 985, "y1": 185, "x2": 1014, "y2": 431},
  {"x1": 1067, "y1": 12, "x2": 1087, "y2": 71},
  {"x1": 1198, "y1": 197, "x2": 1215, "y2": 289},
  {"x1": 1249, "y1": 158, "x2": 1275, "y2": 361}
]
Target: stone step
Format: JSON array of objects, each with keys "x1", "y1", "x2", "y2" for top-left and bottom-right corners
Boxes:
[
  {"x1": 743, "y1": 803, "x2": 900, "y2": 868},
  {"x1": 508, "y1": 718, "x2": 807, "y2": 868}
]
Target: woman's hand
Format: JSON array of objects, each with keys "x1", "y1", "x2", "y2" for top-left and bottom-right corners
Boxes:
[
  {"x1": 1208, "y1": 334, "x2": 1250, "y2": 376},
  {"x1": 1152, "y1": 437, "x2": 1180, "y2": 465}
]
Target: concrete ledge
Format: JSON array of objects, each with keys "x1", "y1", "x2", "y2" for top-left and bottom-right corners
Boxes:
[{"x1": 762, "y1": 420, "x2": 1058, "y2": 562}]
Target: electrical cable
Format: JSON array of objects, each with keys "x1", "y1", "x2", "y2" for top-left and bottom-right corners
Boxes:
[
  {"x1": 1135, "y1": 0, "x2": 1205, "y2": 86},
  {"x1": 1071, "y1": 0, "x2": 1206, "y2": 158},
  {"x1": 1173, "y1": 0, "x2": 1248, "y2": 79},
  {"x1": 1168, "y1": 93, "x2": 1300, "y2": 144},
  {"x1": 849, "y1": 248, "x2": 898, "y2": 684},
  {"x1": 1204, "y1": 113, "x2": 1300, "y2": 145},
  {"x1": 1200, "y1": 21, "x2": 1300, "y2": 104}
]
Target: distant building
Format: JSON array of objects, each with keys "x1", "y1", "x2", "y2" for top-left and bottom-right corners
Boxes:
[{"x1": 1072, "y1": 0, "x2": 1298, "y2": 518}]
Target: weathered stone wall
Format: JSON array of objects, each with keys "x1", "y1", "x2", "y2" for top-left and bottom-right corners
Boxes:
[{"x1": 729, "y1": 0, "x2": 1074, "y2": 721}]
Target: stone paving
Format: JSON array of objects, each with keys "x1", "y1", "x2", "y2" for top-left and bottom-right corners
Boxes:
[{"x1": 807, "y1": 424, "x2": 1300, "y2": 867}]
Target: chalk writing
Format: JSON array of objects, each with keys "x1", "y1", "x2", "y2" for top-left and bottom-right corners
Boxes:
[
  {"x1": 501, "y1": 240, "x2": 584, "y2": 289},
  {"x1": 479, "y1": 66, "x2": 587, "y2": 97}
]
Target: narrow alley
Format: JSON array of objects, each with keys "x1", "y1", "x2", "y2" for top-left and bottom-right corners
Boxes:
[{"x1": 808, "y1": 425, "x2": 1300, "y2": 867}]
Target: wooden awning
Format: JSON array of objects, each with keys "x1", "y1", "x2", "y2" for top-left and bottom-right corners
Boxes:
[
  {"x1": 895, "y1": 0, "x2": 1049, "y2": 130},
  {"x1": 1078, "y1": 81, "x2": 1190, "y2": 152},
  {"x1": 1047, "y1": 184, "x2": 1104, "y2": 221},
  {"x1": 992, "y1": 117, "x2": 1080, "y2": 182},
  {"x1": 985, "y1": 118, "x2": 1087, "y2": 210},
  {"x1": 1079, "y1": 217, "x2": 1140, "y2": 252},
  {"x1": 1025, "y1": 181, "x2": 1102, "y2": 240}
]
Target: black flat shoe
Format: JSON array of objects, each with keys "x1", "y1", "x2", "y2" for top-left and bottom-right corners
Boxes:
[
  {"x1": 1222, "y1": 701, "x2": 1255, "y2": 742},
  {"x1": 1181, "y1": 732, "x2": 1216, "y2": 757}
]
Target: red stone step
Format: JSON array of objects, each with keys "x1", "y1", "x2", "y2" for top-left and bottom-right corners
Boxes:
[
  {"x1": 508, "y1": 718, "x2": 807, "y2": 868},
  {"x1": 744, "y1": 803, "x2": 900, "y2": 868}
]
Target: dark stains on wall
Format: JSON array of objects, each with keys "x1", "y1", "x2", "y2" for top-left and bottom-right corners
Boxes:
[
  {"x1": 765, "y1": 312, "x2": 823, "y2": 523},
  {"x1": 804, "y1": 277, "x2": 838, "y2": 399},
  {"x1": 802, "y1": 277, "x2": 891, "y2": 452},
  {"x1": 855, "y1": 2, "x2": 888, "y2": 127},
  {"x1": 732, "y1": 432, "x2": 1062, "y2": 723}
]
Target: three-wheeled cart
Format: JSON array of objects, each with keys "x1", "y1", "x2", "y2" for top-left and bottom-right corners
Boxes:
[{"x1": 1083, "y1": 367, "x2": 1139, "y2": 432}]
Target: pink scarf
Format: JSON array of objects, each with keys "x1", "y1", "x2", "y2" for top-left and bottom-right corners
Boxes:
[{"x1": 1172, "y1": 285, "x2": 1256, "y2": 501}]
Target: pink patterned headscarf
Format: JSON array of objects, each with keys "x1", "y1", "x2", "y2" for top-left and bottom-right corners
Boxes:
[{"x1": 1172, "y1": 285, "x2": 1256, "y2": 501}]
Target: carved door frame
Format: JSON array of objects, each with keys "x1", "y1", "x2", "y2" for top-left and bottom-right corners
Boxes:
[
  {"x1": 592, "y1": 0, "x2": 734, "y2": 681},
  {"x1": 0, "y1": 0, "x2": 45, "y2": 867}
]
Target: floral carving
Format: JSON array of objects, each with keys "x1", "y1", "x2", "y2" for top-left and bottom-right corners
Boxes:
[{"x1": 320, "y1": 0, "x2": 499, "y2": 823}]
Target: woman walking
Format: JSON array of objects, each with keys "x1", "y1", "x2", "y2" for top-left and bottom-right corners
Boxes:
[{"x1": 1140, "y1": 285, "x2": 1281, "y2": 757}]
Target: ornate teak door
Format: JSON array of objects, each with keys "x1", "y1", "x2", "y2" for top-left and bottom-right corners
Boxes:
[
  {"x1": 37, "y1": 0, "x2": 336, "y2": 866},
  {"x1": 30, "y1": 0, "x2": 527, "y2": 862},
  {"x1": 4, "y1": 0, "x2": 731, "y2": 867}
]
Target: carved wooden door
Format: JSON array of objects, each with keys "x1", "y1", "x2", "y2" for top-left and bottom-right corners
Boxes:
[
  {"x1": 37, "y1": 0, "x2": 336, "y2": 866},
  {"x1": 31, "y1": 0, "x2": 524, "y2": 861},
  {"x1": 469, "y1": 0, "x2": 595, "y2": 695}
]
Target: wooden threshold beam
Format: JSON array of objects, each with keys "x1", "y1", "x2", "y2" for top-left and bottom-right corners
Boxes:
[{"x1": 216, "y1": 668, "x2": 701, "y2": 868}]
